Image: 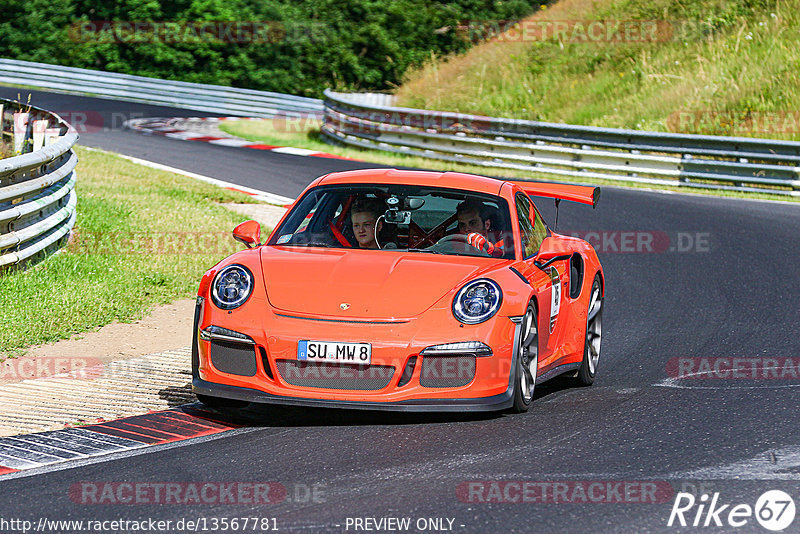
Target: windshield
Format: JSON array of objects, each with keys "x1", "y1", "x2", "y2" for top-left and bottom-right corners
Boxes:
[{"x1": 268, "y1": 184, "x2": 515, "y2": 259}]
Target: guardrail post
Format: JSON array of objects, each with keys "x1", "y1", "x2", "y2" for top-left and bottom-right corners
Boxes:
[
  {"x1": 13, "y1": 112, "x2": 31, "y2": 154},
  {"x1": 32, "y1": 119, "x2": 49, "y2": 152},
  {"x1": 0, "y1": 104, "x2": 10, "y2": 149},
  {"x1": 44, "y1": 127, "x2": 61, "y2": 147}
]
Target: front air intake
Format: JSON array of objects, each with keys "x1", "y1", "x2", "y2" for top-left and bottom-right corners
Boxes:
[
  {"x1": 420, "y1": 356, "x2": 476, "y2": 388},
  {"x1": 210, "y1": 341, "x2": 257, "y2": 376},
  {"x1": 275, "y1": 360, "x2": 395, "y2": 390}
]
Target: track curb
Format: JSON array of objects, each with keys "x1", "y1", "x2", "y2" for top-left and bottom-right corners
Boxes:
[{"x1": 125, "y1": 116, "x2": 360, "y2": 161}]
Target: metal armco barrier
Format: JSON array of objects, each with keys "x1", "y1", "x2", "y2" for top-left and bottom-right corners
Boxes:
[
  {"x1": 322, "y1": 90, "x2": 800, "y2": 196},
  {"x1": 0, "y1": 58, "x2": 323, "y2": 118},
  {"x1": 0, "y1": 98, "x2": 78, "y2": 270}
]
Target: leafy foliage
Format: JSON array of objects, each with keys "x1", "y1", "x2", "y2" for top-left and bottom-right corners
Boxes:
[{"x1": 0, "y1": 0, "x2": 543, "y2": 96}]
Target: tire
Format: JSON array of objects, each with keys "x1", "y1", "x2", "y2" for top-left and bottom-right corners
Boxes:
[
  {"x1": 510, "y1": 302, "x2": 539, "y2": 413},
  {"x1": 576, "y1": 274, "x2": 603, "y2": 386}
]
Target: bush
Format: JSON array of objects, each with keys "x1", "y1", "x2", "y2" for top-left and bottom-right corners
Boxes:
[{"x1": 0, "y1": 0, "x2": 545, "y2": 96}]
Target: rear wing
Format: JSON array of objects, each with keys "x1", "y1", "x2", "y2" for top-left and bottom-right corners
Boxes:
[{"x1": 512, "y1": 182, "x2": 600, "y2": 208}]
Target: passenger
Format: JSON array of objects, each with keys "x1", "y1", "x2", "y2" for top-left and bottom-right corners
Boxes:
[{"x1": 350, "y1": 197, "x2": 385, "y2": 249}]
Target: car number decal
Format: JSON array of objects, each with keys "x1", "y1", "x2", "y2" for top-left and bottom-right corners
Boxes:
[{"x1": 547, "y1": 266, "x2": 561, "y2": 333}]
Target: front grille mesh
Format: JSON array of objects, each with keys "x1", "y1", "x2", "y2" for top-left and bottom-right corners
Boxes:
[
  {"x1": 420, "y1": 355, "x2": 476, "y2": 388},
  {"x1": 210, "y1": 341, "x2": 257, "y2": 376},
  {"x1": 275, "y1": 360, "x2": 395, "y2": 390}
]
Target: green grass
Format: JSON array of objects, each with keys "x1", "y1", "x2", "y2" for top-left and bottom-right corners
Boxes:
[
  {"x1": 0, "y1": 146, "x2": 261, "y2": 357},
  {"x1": 220, "y1": 117, "x2": 800, "y2": 203},
  {"x1": 0, "y1": 141, "x2": 13, "y2": 159},
  {"x1": 395, "y1": 0, "x2": 800, "y2": 140}
]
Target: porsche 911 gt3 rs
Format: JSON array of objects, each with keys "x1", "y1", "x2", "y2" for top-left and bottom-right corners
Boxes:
[{"x1": 192, "y1": 169, "x2": 604, "y2": 412}]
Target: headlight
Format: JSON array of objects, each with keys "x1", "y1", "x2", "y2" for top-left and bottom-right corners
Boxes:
[
  {"x1": 211, "y1": 264, "x2": 253, "y2": 310},
  {"x1": 452, "y1": 279, "x2": 502, "y2": 324}
]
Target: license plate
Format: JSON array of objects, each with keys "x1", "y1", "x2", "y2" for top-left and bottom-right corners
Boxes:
[{"x1": 298, "y1": 340, "x2": 371, "y2": 364}]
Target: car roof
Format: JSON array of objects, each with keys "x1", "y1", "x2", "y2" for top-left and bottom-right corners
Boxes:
[{"x1": 318, "y1": 169, "x2": 506, "y2": 196}]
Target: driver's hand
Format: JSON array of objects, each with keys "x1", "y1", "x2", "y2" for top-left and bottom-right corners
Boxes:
[{"x1": 466, "y1": 232, "x2": 494, "y2": 254}]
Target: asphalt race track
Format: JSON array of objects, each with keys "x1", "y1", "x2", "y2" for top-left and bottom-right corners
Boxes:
[
  {"x1": 0, "y1": 88, "x2": 379, "y2": 198},
  {"x1": 2, "y1": 88, "x2": 800, "y2": 533}
]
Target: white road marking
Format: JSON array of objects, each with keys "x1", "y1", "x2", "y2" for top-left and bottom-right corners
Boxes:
[
  {"x1": 81, "y1": 146, "x2": 295, "y2": 205},
  {"x1": 271, "y1": 146, "x2": 320, "y2": 156},
  {"x1": 670, "y1": 446, "x2": 800, "y2": 480},
  {"x1": 654, "y1": 377, "x2": 800, "y2": 390},
  {"x1": 207, "y1": 138, "x2": 256, "y2": 147}
]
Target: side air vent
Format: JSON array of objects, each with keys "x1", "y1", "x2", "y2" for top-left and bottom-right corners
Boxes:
[
  {"x1": 570, "y1": 253, "x2": 584, "y2": 299},
  {"x1": 258, "y1": 346, "x2": 274, "y2": 380}
]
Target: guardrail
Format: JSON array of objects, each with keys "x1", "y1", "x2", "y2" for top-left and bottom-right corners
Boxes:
[
  {"x1": 0, "y1": 58, "x2": 323, "y2": 118},
  {"x1": 1, "y1": 98, "x2": 78, "y2": 270},
  {"x1": 322, "y1": 90, "x2": 800, "y2": 196}
]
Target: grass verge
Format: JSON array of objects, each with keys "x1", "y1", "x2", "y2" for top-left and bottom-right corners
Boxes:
[
  {"x1": 219, "y1": 118, "x2": 799, "y2": 203},
  {"x1": 0, "y1": 146, "x2": 260, "y2": 358},
  {"x1": 395, "y1": 0, "x2": 800, "y2": 139}
]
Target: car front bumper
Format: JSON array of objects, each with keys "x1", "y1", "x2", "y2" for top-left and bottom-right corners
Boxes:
[
  {"x1": 192, "y1": 297, "x2": 521, "y2": 412},
  {"x1": 192, "y1": 376, "x2": 514, "y2": 412}
]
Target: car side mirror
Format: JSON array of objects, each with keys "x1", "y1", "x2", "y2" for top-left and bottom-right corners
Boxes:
[
  {"x1": 534, "y1": 236, "x2": 571, "y2": 269},
  {"x1": 233, "y1": 220, "x2": 261, "y2": 248}
]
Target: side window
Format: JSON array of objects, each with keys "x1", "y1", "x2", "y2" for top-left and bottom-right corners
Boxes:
[
  {"x1": 516, "y1": 193, "x2": 546, "y2": 259},
  {"x1": 295, "y1": 193, "x2": 326, "y2": 234}
]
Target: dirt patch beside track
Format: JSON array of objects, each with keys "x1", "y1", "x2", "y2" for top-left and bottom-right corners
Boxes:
[{"x1": 1, "y1": 299, "x2": 196, "y2": 386}]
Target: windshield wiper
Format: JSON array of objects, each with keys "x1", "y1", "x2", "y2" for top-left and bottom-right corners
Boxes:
[
  {"x1": 287, "y1": 242, "x2": 334, "y2": 248},
  {"x1": 405, "y1": 248, "x2": 443, "y2": 254}
]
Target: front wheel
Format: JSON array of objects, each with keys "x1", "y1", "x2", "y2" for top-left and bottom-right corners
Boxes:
[
  {"x1": 576, "y1": 275, "x2": 603, "y2": 386},
  {"x1": 510, "y1": 303, "x2": 538, "y2": 413}
]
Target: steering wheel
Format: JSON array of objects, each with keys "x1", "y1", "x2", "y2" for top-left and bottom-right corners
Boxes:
[{"x1": 428, "y1": 233, "x2": 489, "y2": 256}]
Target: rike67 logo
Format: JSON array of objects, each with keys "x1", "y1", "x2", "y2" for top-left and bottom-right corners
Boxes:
[{"x1": 668, "y1": 490, "x2": 796, "y2": 531}]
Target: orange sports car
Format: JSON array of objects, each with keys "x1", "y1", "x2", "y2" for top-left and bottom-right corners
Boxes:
[{"x1": 192, "y1": 169, "x2": 604, "y2": 412}]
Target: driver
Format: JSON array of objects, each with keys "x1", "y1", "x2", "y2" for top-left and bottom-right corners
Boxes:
[
  {"x1": 351, "y1": 197, "x2": 384, "y2": 249},
  {"x1": 456, "y1": 199, "x2": 503, "y2": 256}
]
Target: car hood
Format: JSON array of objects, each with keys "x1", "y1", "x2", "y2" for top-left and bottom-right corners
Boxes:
[{"x1": 260, "y1": 246, "x2": 500, "y2": 318}]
